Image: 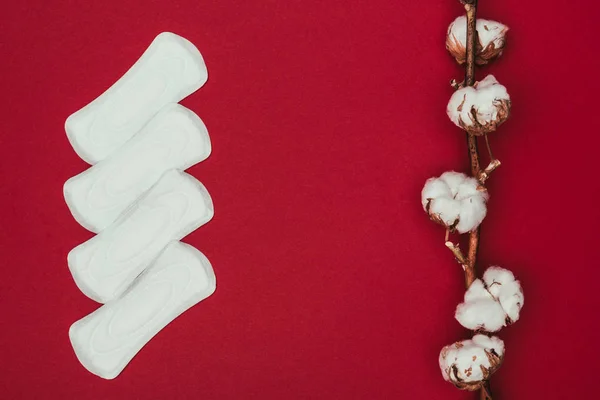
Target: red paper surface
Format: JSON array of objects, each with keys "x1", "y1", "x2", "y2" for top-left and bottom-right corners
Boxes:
[{"x1": 1, "y1": 1, "x2": 599, "y2": 399}]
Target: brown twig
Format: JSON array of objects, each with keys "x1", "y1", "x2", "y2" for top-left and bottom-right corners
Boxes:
[
  {"x1": 484, "y1": 134, "x2": 495, "y2": 160},
  {"x1": 450, "y1": 78, "x2": 465, "y2": 89},
  {"x1": 480, "y1": 380, "x2": 493, "y2": 400},
  {"x1": 463, "y1": 0, "x2": 477, "y2": 87},
  {"x1": 479, "y1": 135, "x2": 501, "y2": 183},
  {"x1": 445, "y1": 241, "x2": 469, "y2": 272},
  {"x1": 479, "y1": 159, "x2": 501, "y2": 183}
]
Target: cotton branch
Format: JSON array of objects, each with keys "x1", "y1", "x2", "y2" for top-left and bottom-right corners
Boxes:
[
  {"x1": 445, "y1": 241, "x2": 469, "y2": 271},
  {"x1": 463, "y1": 0, "x2": 480, "y2": 288},
  {"x1": 480, "y1": 381, "x2": 493, "y2": 400},
  {"x1": 478, "y1": 159, "x2": 501, "y2": 184},
  {"x1": 458, "y1": 0, "x2": 483, "y2": 295},
  {"x1": 461, "y1": 1, "x2": 494, "y2": 399},
  {"x1": 434, "y1": 2, "x2": 515, "y2": 398}
]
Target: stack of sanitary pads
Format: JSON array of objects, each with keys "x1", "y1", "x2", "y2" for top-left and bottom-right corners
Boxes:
[{"x1": 64, "y1": 32, "x2": 216, "y2": 379}]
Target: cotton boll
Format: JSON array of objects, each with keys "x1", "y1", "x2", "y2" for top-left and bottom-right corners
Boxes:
[
  {"x1": 455, "y1": 300, "x2": 505, "y2": 331},
  {"x1": 477, "y1": 74, "x2": 504, "y2": 91},
  {"x1": 428, "y1": 197, "x2": 461, "y2": 228},
  {"x1": 482, "y1": 266, "x2": 515, "y2": 289},
  {"x1": 439, "y1": 171, "x2": 469, "y2": 197},
  {"x1": 446, "y1": 16, "x2": 508, "y2": 65},
  {"x1": 456, "y1": 196, "x2": 487, "y2": 235},
  {"x1": 463, "y1": 279, "x2": 487, "y2": 303},
  {"x1": 455, "y1": 268, "x2": 525, "y2": 331},
  {"x1": 447, "y1": 86, "x2": 476, "y2": 127},
  {"x1": 471, "y1": 334, "x2": 505, "y2": 359},
  {"x1": 477, "y1": 19, "x2": 509, "y2": 64},
  {"x1": 421, "y1": 178, "x2": 452, "y2": 210},
  {"x1": 483, "y1": 266, "x2": 524, "y2": 324},
  {"x1": 454, "y1": 178, "x2": 482, "y2": 199},
  {"x1": 455, "y1": 279, "x2": 506, "y2": 332},
  {"x1": 421, "y1": 171, "x2": 488, "y2": 233},
  {"x1": 439, "y1": 334, "x2": 504, "y2": 390},
  {"x1": 446, "y1": 16, "x2": 467, "y2": 63},
  {"x1": 447, "y1": 75, "x2": 511, "y2": 136}
]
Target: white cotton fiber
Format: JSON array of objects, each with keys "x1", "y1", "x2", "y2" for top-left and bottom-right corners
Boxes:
[
  {"x1": 455, "y1": 279, "x2": 506, "y2": 332},
  {"x1": 455, "y1": 267, "x2": 524, "y2": 331},
  {"x1": 439, "y1": 334, "x2": 504, "y2": 386},
  {"x1": 421, "y1": 171, "x2": 488, "y2": 233},
  {"x1": 447, "y1": 75, "x2": 510, "y2": 135},
  {"x1": 446, "y1": 16, "x2": 508, "y2": 65},
  {"x1": 483, "y1": 266, "x2": 524, "y2": 323}
]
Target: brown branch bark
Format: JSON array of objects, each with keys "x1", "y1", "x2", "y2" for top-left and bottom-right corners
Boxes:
[
  {"x1": 445, "y1": 241, "x2": 468, "y2": 270},
  {"x1": 463, "y1": 0, "x2": 477, "y2": 87},
  {"x1": 479, "y1": 159, "x2": 501, "y2": 183},
  {"x1": 480, "y1": 380, "x2": 493, "y2": 400},
  {"x1": 463, "y1": 0, "x2": 479, "y2": 290},
  {"x1": 461, "y1": 1, "x2": 494, "y2": 399}
]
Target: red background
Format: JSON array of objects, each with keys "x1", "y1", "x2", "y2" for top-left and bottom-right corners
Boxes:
[{"x1": 1, "y1": 1, "x2": 598, "y2": 399}]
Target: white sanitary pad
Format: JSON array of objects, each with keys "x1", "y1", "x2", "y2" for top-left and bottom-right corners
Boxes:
[
  {"x1": 68, "y1": 169, "x2": 214, "y2": 303},
  {"x1": 64, "y1": 103, "x2": 211, "y2": 233},
  {"x1": 65, "y1": 32, "x2": 208, "y2": 164},
  {"x1": 70, "y1": 241, "x2": 216, "y2": 379}
]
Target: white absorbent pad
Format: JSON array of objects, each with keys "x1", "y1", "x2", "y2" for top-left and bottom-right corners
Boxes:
[
  {"x1": 64, "y1": 103, "x2": 211, "y2": 233},
  {"x1": 65, "y1": 32, "x2": 208, "y2": 164},
  {"x1": 70, "y1": 241, "x2": 216, "y2": 379},
  {"x1": 68, "y1": 169, "x2": 214, "y2": 303}
]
